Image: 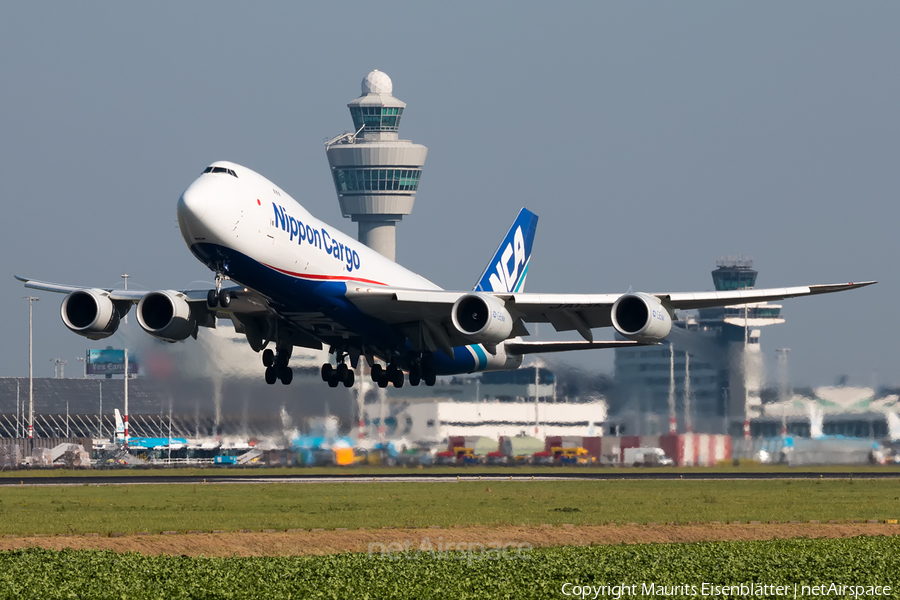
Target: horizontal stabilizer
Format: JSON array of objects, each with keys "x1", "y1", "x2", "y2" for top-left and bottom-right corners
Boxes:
[{"x1": 504, "y1": 340, "x2": 652, "y2": 355}]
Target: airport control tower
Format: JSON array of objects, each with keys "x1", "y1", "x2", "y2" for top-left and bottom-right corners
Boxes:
[
  {"x1": 325, "y1": 70, "x2": 428, "y2": 261},
  {"x1": 613, "y1": 257, "x2": 786, "y2": 436},
  {"x1": 699, "y1": 257, "x2": 784, "y2": 436}
]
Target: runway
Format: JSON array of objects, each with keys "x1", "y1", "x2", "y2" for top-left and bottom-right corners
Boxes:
[{"x1": 1, "y1": 470, "x2": 899, "y2": 486}]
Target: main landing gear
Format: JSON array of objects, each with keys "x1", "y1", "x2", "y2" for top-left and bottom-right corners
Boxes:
[
  {"x1": 265, "y1": 347, "x2": 439, "y2": 389},
  {"x1": 262, "y1": 348, "x2": 293, "y2": 385},
  {"x1": 369, "y1": 354, "x2": 437, "y2": 388},
  {"x1": 321, "y1": 363, "x2": 355, "y2": 388}
]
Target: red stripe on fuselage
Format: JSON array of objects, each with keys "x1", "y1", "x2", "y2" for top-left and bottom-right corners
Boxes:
[{"x1": 263, "y1": 263, "x2": 388, "y2": 287}]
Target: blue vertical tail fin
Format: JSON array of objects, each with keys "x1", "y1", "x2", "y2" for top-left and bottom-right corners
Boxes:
[{"x1": 473, "y1": 208, "x2": 539, "y2": 293}]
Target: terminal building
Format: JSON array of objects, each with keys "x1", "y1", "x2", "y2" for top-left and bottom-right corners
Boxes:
[
  {"x1": 357, "y1": 366, "x2": 608, "y2": 443},
  {"x1": 613, "y1": 258, "x2": 784, "y2": 436}
]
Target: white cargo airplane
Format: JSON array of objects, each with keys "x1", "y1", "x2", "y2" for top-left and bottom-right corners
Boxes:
[{"x1": 18, "y1": 161, "x2": 875, "y2": 389}]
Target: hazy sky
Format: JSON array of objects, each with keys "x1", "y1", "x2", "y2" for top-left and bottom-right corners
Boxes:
[{"x1": 1, "y1": 3, "x2": 896, "y2": 388}]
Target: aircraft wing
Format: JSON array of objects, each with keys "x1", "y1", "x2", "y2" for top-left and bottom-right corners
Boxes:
[
  {"x1": 346, "y1": 280, "x2": 875, "y2": 344},
  {"x1": 15, "y1": 275, "x2": 210, "y2": 303},
  {"x1": 16, "y1": 274, "x2": 327, "y2": 351},
  {"x1": 656, "y1": 282, "x2": 876, "y2": 310}
]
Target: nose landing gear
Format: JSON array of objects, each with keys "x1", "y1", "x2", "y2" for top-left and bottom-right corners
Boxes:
[{"x1": 206, "y1": 270, "x2": 231, "y2": 308}]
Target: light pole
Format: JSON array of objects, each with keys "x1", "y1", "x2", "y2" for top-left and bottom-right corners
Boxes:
[
  {"x1": 776, "y1": 348, "x2": 791, "y2": 436},
  {"x1": 51, "y1": 359, "x2": 68, "y2": 437},
  {"x1": 668, "y1": 343, "x2": 676, "y2": 435},
  {"x1": 123, "y1": 348, "x2": 129, "y2": 447},
  {"x1": 24, "y1": 296, "x2": 39, "y2": 446},
  {"x1": 77, "y1": 356, "x2": 86, "y2": 378},
  {"x1": 121, "y1": 273, "x2": 129, "y2": 323},
  {"x1": 684, "y1": 351, "x2": 692, "y2": 433}
]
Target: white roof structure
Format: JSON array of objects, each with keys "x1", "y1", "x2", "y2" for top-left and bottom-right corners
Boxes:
[
  {"x1": 362, "y1": 70, "x2": 392, "y2": 95},
  {"x1": 372, "y1": 401, "x2": 608, "y2": 443}
]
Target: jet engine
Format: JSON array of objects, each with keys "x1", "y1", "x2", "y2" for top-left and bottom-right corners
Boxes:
[
  {"x1": 610, "y1": 292, "x2": 672, "y2": 343},
  {"x1": 137, "y1": 291, "x2": 197, "y2": 342},
  {"x1": 451, "y1": 293, "x2": 514, "y2": 345},
  {"x1": 60, "y1": 289, "x2": 121, "y2": 340}
]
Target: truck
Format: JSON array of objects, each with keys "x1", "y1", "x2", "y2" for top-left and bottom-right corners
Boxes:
[
  {"x1": 436, "y1": 447, "x2": 481, "y2": 465},
  {"x1": 551, "y1": 446, "x2": 595, "y2": 466},
  {"x1": 623, "y1": 447, "x2": 674, "y2": 467}
]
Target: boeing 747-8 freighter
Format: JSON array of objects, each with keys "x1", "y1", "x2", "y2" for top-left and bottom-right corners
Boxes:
[{"x1": 18, "y1": 161, "x2": 875, "y2": 388}]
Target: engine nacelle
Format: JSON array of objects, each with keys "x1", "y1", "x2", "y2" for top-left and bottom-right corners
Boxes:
[
  {"x1": 611, "y1": 292, "x2": 672, "y2": 343},
  {"x1": 60, "y1": 289, "x2": 121, "y2": 340},
  {"x1": 451, "y1": 293, "x2": 514, "y2": 345},
  {"x1": 137, "y1": 291, "x2": 196, "y2": 342}
]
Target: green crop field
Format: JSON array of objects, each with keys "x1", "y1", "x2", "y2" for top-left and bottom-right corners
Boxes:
[
  {"x1": 1, "y1": 479, "x2": 900, "y2": 535},
  {"x1": 2, "y1": 536, "x2": 898, "y2": 599}
]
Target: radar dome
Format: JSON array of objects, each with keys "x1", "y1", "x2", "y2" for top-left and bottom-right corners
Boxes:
[{"x1": 362, "y1": 70, "x2": 393, "y2": 96}]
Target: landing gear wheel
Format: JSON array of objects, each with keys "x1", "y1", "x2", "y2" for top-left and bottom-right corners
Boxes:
[
  {"x1": 264, "y1": 366, "x2": 277, "y2": 385},
  {"x1": 327, "y1": 373, "x2": 340, "y2": 388},
  {"x1": 343, "y1": 370, "x2": 355, "y2": 387},
  {"x1": 321, "y1": 363, "x2": 333, "y2": 382},
  {"x1": 408, "y1": 365, "x2": 421, "y2": 386},
  {"x1": 262, "y1": 349, "x2": 275, "y2": 368},
  {"x1": 207, "y1": 289, "x2": 218, "y2": 308},
  {"x1": 279, "y1": 367, "x2": 293, "y2": 385},
  {"x1": 377, "y1": 374, "x2": 389, "y2": 388},
  {"x1": 218, "y1": 289, "x2": 231, "y2": 308},
  {"x1": 420, "y1": 353, "x2": 436, "y2": 386},
  {"x1": 391, "y1": 369, "x2": 404, "y2": 388},
  {"x1": 370, "y1": 364, "x2": 383, "y2": 381},
  {"x1": 336, "y1": 363, "x2": 348, "y2": 381}
]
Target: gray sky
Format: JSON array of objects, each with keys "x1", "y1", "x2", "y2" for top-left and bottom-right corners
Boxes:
[{"x1": 0, "y1": 3, "x2": 895, "y2": 388}]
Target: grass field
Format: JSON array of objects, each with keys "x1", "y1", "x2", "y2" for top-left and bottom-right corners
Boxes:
[
  {"x1": 2, "y1": 537, "x2": 898, "y2": 599},
  {"x1": 1, "y1": 479, "x2": 900, "y2": 535}
]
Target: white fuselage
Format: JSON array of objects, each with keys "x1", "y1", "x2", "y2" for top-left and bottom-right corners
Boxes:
[
  {"x1": 177, "y1": 161, "x2": 439, "y2": 292},
  {"x1": 176, "y1": 161, "x2": 522, "y2": 375}
]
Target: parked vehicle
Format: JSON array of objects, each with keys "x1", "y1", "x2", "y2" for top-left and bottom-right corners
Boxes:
[{"x1": 623, "y1": 447, "x2": 674, "y2": 466}]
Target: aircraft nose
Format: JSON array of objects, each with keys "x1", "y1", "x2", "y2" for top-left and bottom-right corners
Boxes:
[{"x1": 178, "y1": 184, "x2": 208, "y2": 223}]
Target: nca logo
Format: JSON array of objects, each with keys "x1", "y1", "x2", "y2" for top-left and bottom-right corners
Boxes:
[{"x1": 488, "y1": 226, "x2": 526, "y2": 292}]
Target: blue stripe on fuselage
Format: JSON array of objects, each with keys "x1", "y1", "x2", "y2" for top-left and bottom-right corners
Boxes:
[
  {"x1": 190, "y1": 243, "x2": 490, "y2": 376},
  {"x1": 470, "y1": 344, "x2": 488, "y2": 370},
  {"x1": 190, "y1": 242, "x2": 404, "y2": 346}
]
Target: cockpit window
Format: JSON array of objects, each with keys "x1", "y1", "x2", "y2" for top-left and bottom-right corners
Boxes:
[{"x1": 201, "y1": 166, "x2": 238, "y2": 178}]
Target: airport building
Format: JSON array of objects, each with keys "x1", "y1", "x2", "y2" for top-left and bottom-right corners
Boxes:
[
  {"x1": 753, "y1": 386, "x2": 900, "y2": 439},
  {"x1": 364, "y1": 401, "x2": 606, "y2": 444},
  {"x1": 613, "y1": 258, "x2": 784, "y2": 436},
  {"x1": 357, "y1": 365, "x2": 608, "y2": 443},
  {"x1": 325, "y1": 70, "x2": 428, "y2": 261}
]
